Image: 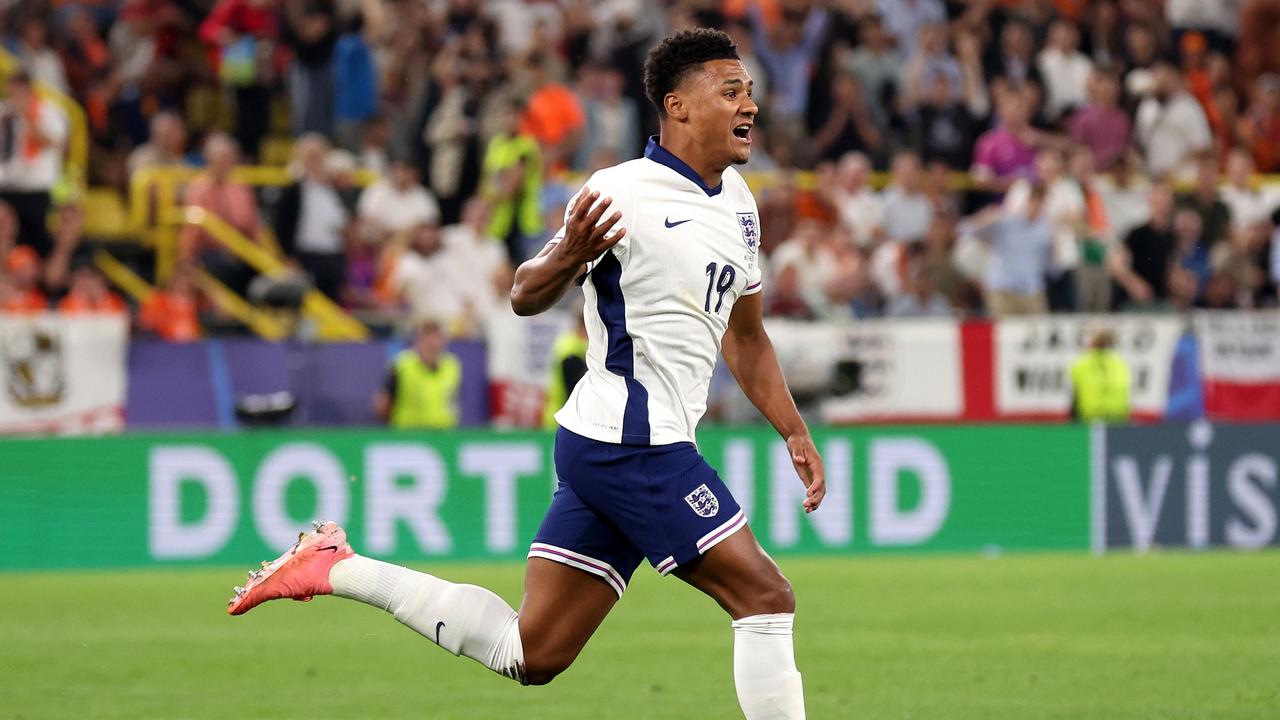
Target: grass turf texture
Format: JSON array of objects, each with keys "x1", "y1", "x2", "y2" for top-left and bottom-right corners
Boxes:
[{"x1": 2, "y1": 552, "x2": 1277, "y2": 719}]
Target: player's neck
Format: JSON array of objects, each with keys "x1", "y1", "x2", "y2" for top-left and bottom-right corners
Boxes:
[{"x1": 654, "y1": 132, "x2": 727, "y2": 189}]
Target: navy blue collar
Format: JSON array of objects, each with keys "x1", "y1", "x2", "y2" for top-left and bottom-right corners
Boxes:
[{"x1": 643, "y1": 136, "x2": 722, "y2": 197}]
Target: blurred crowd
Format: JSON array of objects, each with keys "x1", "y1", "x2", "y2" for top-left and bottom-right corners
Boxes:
[{"x1": 1, "y1": 0, "x2": 1280, "y2": 339}]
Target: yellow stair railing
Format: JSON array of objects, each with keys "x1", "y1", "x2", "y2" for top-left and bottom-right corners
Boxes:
[
  {"x1": 93, "y1": 248, "x2": 291, "y2": 340},
  {"x1": 183, "y1": 206, "x2": 369, "y2": 341}
]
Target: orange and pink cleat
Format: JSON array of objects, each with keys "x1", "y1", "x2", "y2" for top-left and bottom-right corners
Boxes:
[{"x1": 227, "y1": 520, "x2": 354, "y2": 616}]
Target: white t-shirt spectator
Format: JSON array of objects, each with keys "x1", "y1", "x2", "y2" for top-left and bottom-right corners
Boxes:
[
  {"x1": 1220, "y1": 185, "x2": 1280, "y2": 232},
  {"x1": 880, "y1": 186, "x2": 933, "y2": 244},
  {"x1": 1037, "y1": 47, "x2": 1092, "y2": 119},
  {"x1": 296, "y1": 180, "x2": 349, "y2": 254},
  {"x1": 1094, "y1": 175, "x2": 1151, "y2": 241},
  {"x1": 830, "y1": 186, "x2": 884, "y2": 247},
  {"x1": 1166, "y1": 0, "x2": 1244, "y2": 36},
  {"x1": 770, "y1": 235, "x2": 838, "y2": 315},
  {"x1": 0, "y1": 99, "x2": 67, "y2": 191},
  {"x1": 357, "y1": 179, "x2": 441, "y2": 236},
  {"x1": 1004, "y1": 177, "x2": 1086, "y2": 272},
  {"x1": 1135, "y1": 92, "x2": 1211, "y2": 180},
  {"x1": 442, "y1": 223, "x2": 508, "y2": 326},
  {"x1": 389, "y1": 248, "x2": 464, "y2": 322}
]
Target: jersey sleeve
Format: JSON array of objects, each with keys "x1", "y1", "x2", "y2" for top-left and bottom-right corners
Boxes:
[{"x1": 543, "y1": 169, "x2": 635, "y2": 272}]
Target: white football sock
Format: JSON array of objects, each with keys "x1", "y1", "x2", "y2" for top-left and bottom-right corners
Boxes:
[
  {"x1": 732, "y1": 613, "x2": 806, "y2": 719},
  {"x1": 329, "y1": 555, "x2": 526, "y2": 684}
]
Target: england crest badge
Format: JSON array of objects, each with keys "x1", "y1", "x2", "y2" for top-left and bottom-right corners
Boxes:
[
  {"x1": 737, "y1": 212, "x2": 759, "y2": 254},
  {"x1": 684, "y1": 483, "x2": 720, "y2": 518}
]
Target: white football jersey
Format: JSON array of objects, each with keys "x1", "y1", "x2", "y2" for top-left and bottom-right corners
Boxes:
[{"x1": 550, "y1": 138, "x2": 764, "y2": 446}]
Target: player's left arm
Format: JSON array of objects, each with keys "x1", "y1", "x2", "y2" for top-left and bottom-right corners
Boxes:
[{"x1": 722, "y1": 291, "x2": 825, "y2": 513}]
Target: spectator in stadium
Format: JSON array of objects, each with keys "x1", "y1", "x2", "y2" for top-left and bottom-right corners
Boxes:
[
  {"x1": 1068, "y1": 327, "x2": 1131, "y2": 423},
  {"x1": 885, "y1": 256, "x2": 954, "y2": 318},
  {"x1": 1068, "y1": 69, "x2": 1131, "y2": 172},
  {"x1": 1083, "y1": 0, "x2": 1125, "y2": 68},
  {"x1": 1239, "y1": 73, "x2": 1280, "y2": 173},
  {"x1": 1220, "y1": 148, "x2": 1277, "y2": 232},
  {"x1": 769, "y1": 220, "x2": 839, "y2": 317},
  {"x1": 387, "y1": 221, "x2": 469, "y2": 334},
  {"x1": 199, "y1": 0, "x2": 283, "y2": 161},
  {"x1": 880, "y1": 150, "x2": 933, "y2": 245},
  {"x1": 1121, "y1": 22, "x2": 1162, "y2": 99},
  {"x1": 519, "y1": 52, "x2": 585, "y2": 174},
  {"x1": 1068, "y1": 145, "x2": 1116, "y2": 313},
  {"x1": 139, "y1": 262, "x2": 202, "y2": 341},
  {"x1": 908, "y1": 69, "x2": 978, "y2": 171},
  {"x1": 762, "y1": 264, "x2": 815, "y2": 320},
  {"x1": 900, "y1": 22, "x2": 963, "y2": 114},
  {"x1": 1134, "y1": 62, "x2": 1212, "y2": 180},
  {"x1": 1211, "y1": 217, "x2": 1273, "y2": 307},
  {"x1": 1177, "y1": 153, "x2": 1232, "y2": 247},
  {"x1": 1005, "y1": 148, "x2": 1086, "y2": 312},
  {"x1": 357, "y1": 157, "x2": 441, "y2": 245},
  {"x1": 376, "y1": 317, "x2": 461, "y2": 430},
  {"x1": 1171, "y1": 206, "x2": 1212, "y2": 294},
  {"x1": 744, "y1": 0, "x2": 829, "y2": 145},
  {"x1": 357, "y1": 115, "x2": 391, "y2": 175},
  {"x1": 1038, "y1": 18, "x2": 1093, "y2": 122},
  {"x1": 13, "y1": 16, "x2": 69, "y2": 94},
  {"x1": 126, "y1": 111, "x2": 190, "y2": 176},
  {"x1": 825, "y1": 152, "x2": 883, "y2": 248},
  {"x1": 542, "y1": 308, "x2": 588, "y2": 429},
  {"x1": 971, "y1": 90, "x2": 1043, "y2": 193},
  {"x1": 0, "y1": 70, "x2": 69, "y2": 259},
  {"x1": 810, "y1": 71, "x2": 884, "y2": 165},
  {"x1": 1, "y1": 245, "x2": 48, "y2": 313},
  {"x1": 1111, "y1": 183, "x2": 1177, "y2": 310},
  {"x1": 1237, "y1": 0, "x2": 1280, "y2": 85},
  {"x1": 574, "y1": 65, "x2": 640, "y2": 172},
  {"x1": 481, "y1": 99, "x2": 543, "y2": 264},
  {"x1": 179, "y1": 133, "x2": 267, "y2": 296},
  {"x1": 281, "y1": 0, "x2": 337, "y2": 138},
  {"x1": 441, "y1": 198, "x2": 512, "y2": 334},
  {"x1": 988, "y1": 19, "x2": 1043, "y2": 94},
  {"x1": 841, "y1": 15, "x2": 897, "y2": 132},
  {"x1": 332, "y1": 14, "x2": 378, "y2": 152},
  {"x1": 275, "y1": 134, "x2": 351, "y2": 301},
  {"x1": 965, "y1": 182, "x2": 1054, "y2": 317},
  {"x1": 57, "y1": 262, "x2": 126, "y2": 314},
  {"x1": 876, "y1": 0, "x2": 946, "y2": 58}
]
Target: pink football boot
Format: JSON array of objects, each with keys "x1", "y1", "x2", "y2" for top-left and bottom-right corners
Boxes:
[{"x1": 227, "y1": 520, "x2": 354, "y2": 616}]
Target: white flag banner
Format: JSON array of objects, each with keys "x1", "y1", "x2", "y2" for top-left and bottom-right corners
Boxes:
[
  {"x1": 0, "y1": 313, "x2": 128, "y2": 435},
  {"x1": 994, "y1": 314, "x2": 1183, "y2": 418}
]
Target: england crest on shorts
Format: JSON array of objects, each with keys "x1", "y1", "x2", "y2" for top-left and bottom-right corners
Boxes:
[
  {"x1": 684, "y1": 483, "x2": 720, "y2": 518},
  {"x1": 737, "y1": 212, "x2": 759, "y2": 254}
]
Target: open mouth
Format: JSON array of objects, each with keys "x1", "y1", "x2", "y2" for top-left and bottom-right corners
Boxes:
[{"x1": 732, "y1": 123, "x2": 752, "y2": 143}]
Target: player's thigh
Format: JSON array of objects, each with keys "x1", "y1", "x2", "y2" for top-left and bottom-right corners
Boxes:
[
  {"x1": 674, "y1": 524, "x2": 794, "y2": 620},
  {"x1": 517, "y1": 558, "x2": 619, "y2": 683}
]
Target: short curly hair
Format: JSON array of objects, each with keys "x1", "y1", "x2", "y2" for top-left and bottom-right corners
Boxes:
[{"x1": 643, "y1": 28, "x2": 740, "y2": 117}]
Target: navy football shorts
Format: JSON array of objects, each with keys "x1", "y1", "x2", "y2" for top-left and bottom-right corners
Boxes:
[{"x1": 529, "y1": 427, "x2": 747, "y2": 597}]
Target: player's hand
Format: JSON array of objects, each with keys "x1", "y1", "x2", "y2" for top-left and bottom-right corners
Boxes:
[
  {"x1": 556, "y1": 186, "x2": 627, "y2": 267},
  {"x1": 787, "y1": 433, "x2": 825, "y2": 513}
]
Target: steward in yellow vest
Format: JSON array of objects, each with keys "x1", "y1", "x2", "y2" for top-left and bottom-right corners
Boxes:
[
  {"x1": 378, "y1": 320, "x2": 462, "y2": 429},
  {"x1": 1069, "y1": 328, "x2": 1131, "y2": 423},
  {"x1": 543, "y1": 318, "x2": 589, "y2": 429}
]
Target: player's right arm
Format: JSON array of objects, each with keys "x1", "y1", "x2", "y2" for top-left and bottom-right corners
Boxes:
[{"x1": 510, "y1": 187, "x2": 627, "y2": 316}]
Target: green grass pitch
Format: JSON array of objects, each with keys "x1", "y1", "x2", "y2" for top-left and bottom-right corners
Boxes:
[{"x1": 3, "y1": 551, "x2": 1278, "y2": 719}]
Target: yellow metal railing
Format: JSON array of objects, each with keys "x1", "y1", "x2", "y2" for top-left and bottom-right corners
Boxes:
[
  {"x1": 94, "y1": 248, "x2": 290, "y2": 340},
  {"x1": 183, "y1": 206, "x2": 369, "y2": 341}
]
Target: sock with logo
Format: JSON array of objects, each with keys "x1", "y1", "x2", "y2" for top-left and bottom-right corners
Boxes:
[
  {"x1": 329, "y1": 555, "x2": 526, "y2": 683},
  {"x1": 732, "y1": 613, "x2": 806, "y2": 719}
]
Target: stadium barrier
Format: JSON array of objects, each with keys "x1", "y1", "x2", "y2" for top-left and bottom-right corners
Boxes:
[{"x1": 3, "y1": 423, "x2": 1274, "y2": 572}]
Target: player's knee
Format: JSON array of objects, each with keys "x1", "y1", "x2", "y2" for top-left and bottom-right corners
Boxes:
[{"x1": 753, "y1": 571, "x2": 795, "y2": 615}]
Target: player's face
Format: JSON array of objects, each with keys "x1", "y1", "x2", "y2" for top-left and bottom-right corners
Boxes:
[{"x1": 687, "y1": 59, "x2": 757, "y2": 166}]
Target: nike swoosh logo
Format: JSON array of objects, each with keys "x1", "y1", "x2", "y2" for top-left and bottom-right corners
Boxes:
[
  {"x1": 318, "y1": 545, "x2": 341, "y2": 553},
  {"x1": 435, "y1": 621, "x2": 446, "y2": 645},
  {"x1": 665, "y1": 217, "x2": 692, "y2": 228}
]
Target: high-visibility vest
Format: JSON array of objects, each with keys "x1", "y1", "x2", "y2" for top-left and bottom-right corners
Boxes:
[
  {"x1": 389, "y1": 350, "x2": 461, "y2": 429},
  {"x1": 543, "y1": 332, "x2": 589, "y2": 429},
  {"x1": 1069, "y1": 349, "x2": 1132, "y2": 422}
]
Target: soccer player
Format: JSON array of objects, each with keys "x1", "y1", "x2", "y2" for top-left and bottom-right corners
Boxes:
[{"x1": 228, "y1": 29, "x2": 826, "y2": 719}]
